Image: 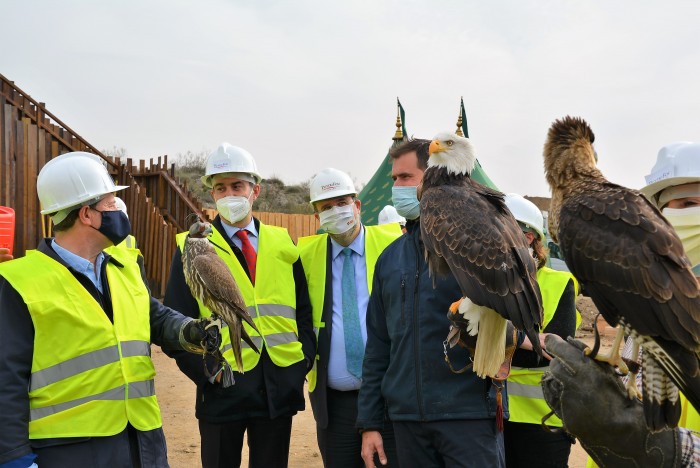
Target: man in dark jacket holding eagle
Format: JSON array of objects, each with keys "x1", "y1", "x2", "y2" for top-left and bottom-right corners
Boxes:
[{"x1": 357, "y1": 137, "x2": 542, "y2": 468}]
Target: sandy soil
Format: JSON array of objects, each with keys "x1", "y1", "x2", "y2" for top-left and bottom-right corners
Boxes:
[{"x1": 154, "y1": 295, "x2": 614, "y2": 468}]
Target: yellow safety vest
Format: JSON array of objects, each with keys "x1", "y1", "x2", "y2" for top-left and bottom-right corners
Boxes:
[
  {"x1": 0, "y1": 248, "x2": 161, "y2": 439},
  {"x1": 176, "y1": 223, "x2": 302, "y2": 371},
  {"x1": 297, "y1": 224, "x2": 402, "y2": 392},
  {"x1": 508, "y1": 267, "x2": 581, "y2": 426}
]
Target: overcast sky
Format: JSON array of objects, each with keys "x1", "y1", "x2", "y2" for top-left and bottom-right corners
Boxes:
[{"x1": 3, "y1": 1, "x2": 699, "y2": 196}]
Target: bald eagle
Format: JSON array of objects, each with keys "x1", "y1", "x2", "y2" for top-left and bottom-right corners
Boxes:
[
  {"x1": 420, "y1": 132, "x2": 544, "y2": 379},
  {"x1": 544, "y1": 116, "x2": 700, "y2": 431}
]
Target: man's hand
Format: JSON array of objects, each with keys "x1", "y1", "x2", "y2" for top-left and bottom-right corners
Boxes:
[
  {"x1": 0, "y1": 248, "x2": 13, "y2": 263},
  {"x1": 542, "y1": 335, "x2": 681, "y2": 467},
  {"x1": 361, "y1": 430, "x2": 387, "y2": 468}
]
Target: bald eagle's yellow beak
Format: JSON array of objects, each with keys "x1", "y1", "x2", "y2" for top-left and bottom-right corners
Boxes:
[{"x1": 429, "y1": 140, "x2": 444, "y2": 155}]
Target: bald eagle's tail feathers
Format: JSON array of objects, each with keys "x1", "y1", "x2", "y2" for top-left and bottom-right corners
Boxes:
[{"x1": 642, "y1": 338, "x2": 700, "y2": 432}]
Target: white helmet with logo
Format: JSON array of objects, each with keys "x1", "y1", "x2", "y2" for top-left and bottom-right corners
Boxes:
[
  {"x1": 504, "y1": 193, "x2": 545, "y2": 240},
  {"x1": 378, "y1": 205, "x2": 406, "y2": 226},
  {"x1": 641, "y1": 142, "x2": 700, "y2": 207},
  {"x1": 37, "y1": 152, "x2": 128, "y2": 223},
  {"x1": 309, "y1": 168, "x2": 357, "y2": 204},
  {"x1": 201, "y1": 143, "x2": 262, "y2": 188}
]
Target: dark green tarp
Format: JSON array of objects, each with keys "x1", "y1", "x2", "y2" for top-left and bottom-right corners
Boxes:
[{"x1": 360, "y1": 98, "x2": 498, "y2": 225}]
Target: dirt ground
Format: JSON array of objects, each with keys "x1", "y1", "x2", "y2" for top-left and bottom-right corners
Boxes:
[{"x1": 153, "y1": 295, "x2": 614, "y2": 468}]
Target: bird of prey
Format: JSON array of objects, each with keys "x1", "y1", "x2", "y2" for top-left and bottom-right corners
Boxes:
[
  {"x1": 183, "y1": 220, "x2": 260, "y2": 375},
  {"x1": 544, "y1": 116, "x2": 700, "y2": 431},
  {"x1": 420, "y1": 132, "x2": 544, "y2": 379}
]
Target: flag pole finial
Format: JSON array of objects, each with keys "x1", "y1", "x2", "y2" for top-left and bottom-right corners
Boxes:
[
  {"x1": 455, "y1": 99, "x2": 464, "y2": 137},
  {"x1": 393, "y1": 98, "x2": 404, "y2": 141}
]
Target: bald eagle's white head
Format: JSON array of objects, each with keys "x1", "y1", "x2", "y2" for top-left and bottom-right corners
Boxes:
[{"x1": 428, "y1": 132, "x2": 477, "y2": 176}]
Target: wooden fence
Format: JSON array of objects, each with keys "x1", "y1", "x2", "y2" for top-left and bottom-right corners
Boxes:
[
  {"x1": 0, "y1": 73, "x2": 208, "y2": 296},
  {"x1": 1, "y1": 73, "x2": 320, "y2": 296}
]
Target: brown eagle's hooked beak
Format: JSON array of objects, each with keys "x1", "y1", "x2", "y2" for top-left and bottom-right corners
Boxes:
[{"x1": 429, "y1": 140, "x2": 444, "y2": 156}]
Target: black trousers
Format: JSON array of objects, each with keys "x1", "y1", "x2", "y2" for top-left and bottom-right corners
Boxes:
[
  {"x1": 33, "y1": 425, "x2": 169, "y2": 468},
  {"x1": 504, "y1": 421, "x2": 572, "y2": 468},
  {"x1": 316, "y1": 388, "x2": 398, "y2": 468},
  {"x1": 393, "y1": 419, "x2": 504, "y2": 468},
  {"x1": 199, "y1": 416, "x2": 293, "y2": 468}
]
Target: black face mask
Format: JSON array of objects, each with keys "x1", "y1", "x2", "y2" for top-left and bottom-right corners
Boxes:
[{"x1": 93, "y1": 209, "x2": 131, "y2": 245}]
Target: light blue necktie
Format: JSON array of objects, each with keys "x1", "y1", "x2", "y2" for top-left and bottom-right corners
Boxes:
[{"x1": 341, "y1": 247, "x2": 364, "y2": 379}]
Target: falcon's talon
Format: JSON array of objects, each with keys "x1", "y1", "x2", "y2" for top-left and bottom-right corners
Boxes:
[
  {"x1": 625, "y1": 378, "x2": 643, "y2": 400},
  {"x1": 205, "y1": 317, "x2": 223, "y2": 331}
]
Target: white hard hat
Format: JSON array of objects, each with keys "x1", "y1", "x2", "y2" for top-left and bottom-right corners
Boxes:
[
  {"x1": 641, "y1": 142, "x2": 700, "y2": 207},
  {"x1": 378, "y1": 205, "x2": 406, "y2": 226},
  {"x1": 309, "y1": 168, "x2": 357, "y2": 204},
  {"x1": 38, "y1": 152, "x2": 128, "y2": 217},
  {"x1": 504, "y1": 193, "x2": 545, "y2": 240},
  {"x1": 114, "y1": 196, "x2": 128, "y2": 218},
  {"x1": 201, "y1": 143, "x2": 261, "y2": 188}
]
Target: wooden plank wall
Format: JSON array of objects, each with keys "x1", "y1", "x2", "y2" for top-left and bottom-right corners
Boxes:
[{"x1": 202, "y1": 208, "x2": 320, "y2": 242}]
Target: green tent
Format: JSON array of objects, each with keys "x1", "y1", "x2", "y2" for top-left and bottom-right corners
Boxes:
[{"x1": 360, "y1": 98, "x2": 498, "y2": 225}]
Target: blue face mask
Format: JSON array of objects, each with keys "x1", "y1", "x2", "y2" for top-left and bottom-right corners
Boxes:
[
  {"x1": 93, "y1": 209, "x2": 132, "y2": 245},
  {"x1": 392, "y1": 186, "x2": 420, "y2": 220}
]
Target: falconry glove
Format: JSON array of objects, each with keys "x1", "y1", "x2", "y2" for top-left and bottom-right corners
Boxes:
[
  {"x1": 541, "y1": 335, "x2": 682, "y2": 468},
  {"x1": 179, "y1": 317, "x2": 221, "y2": 354}
]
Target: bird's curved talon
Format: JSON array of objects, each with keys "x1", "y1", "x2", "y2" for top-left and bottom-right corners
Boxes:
[{"x1": 625, "y1": 379, "x2": 643, "y2": 400}]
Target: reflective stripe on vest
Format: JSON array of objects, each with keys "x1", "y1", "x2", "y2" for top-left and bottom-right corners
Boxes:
[
  {"x1": 508, "y1": 267, "x2": 581, "y2": 425},
  {"x1": 0, "y1": 249, "x2": 161, "y2": 438},
  {"x1": 29, "y1": 340, "x2": 150, "y2": 392},
  {"x1": 298, "y1": 224, "x2": 402, "y2": 392},
  {"x1": 177, "y1": 222, "x2": 302, "y2": 372},
  {"x1": 30, "y1": 380, "x2": 155, "y2": 421}
]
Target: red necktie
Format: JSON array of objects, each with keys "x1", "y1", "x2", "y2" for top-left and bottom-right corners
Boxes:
[{"x1": 235, "y1": 229, "x2": 257, "y2": 284}]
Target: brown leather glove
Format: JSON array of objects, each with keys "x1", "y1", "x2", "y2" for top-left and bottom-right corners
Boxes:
[{"x1": 542, "y1": 335, "x2": 682, "y2": 468}]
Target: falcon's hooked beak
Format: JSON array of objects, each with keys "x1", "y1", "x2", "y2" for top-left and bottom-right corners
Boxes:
[
  {"x1": 188, "y1": 221, "x2": 213, "y2": 238},
  {"x1": 429, "y1": 139, "x2": 446, "y2": 156}
]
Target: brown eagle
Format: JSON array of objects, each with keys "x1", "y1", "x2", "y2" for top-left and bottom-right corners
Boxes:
[
  {"x1": 183, "y1": 221, "x2": 260, "y2": 376},
  {"x1": 420, "y1": 132, "x2": 544, "y2": 378},
  {"x1": 544, "y1": 116, "x2": 700, "y2": 431}
]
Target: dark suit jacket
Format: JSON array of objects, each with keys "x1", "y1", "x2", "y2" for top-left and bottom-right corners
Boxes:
[{"x1": 309, "y1": 237, "x2": 335, "y2": 429}]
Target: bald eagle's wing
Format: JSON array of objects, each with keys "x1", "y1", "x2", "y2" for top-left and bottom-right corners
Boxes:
[
  {"x1": 557, "y1": 182, "x2": 700, "y2": 425},
  {"x1": 420, "y1": 179, "x2": 543, "y2": 347}
]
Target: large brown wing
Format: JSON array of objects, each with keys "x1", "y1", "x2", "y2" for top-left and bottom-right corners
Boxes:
[
  {"x1": 557, "y1": 182, "x2": 700, "y2": 425},
  {"x1": 420, "y1": 179, "x2": 543, "y2": 350},
  {"x1": 557, "y1": 182, "x2": 700, "y2": 349}
]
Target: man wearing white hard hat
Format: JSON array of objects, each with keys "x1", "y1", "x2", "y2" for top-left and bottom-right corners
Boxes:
[
  {"x1": 297, "y1": 168, "x2": 401, "y2": 467},
  {"x1": 0, "y1": 152, "x2": 211, "y2": 468},
  {"x1": 164, "y1": 143, "x2": 316, "y2": 468},
  {"x1": 641, "y1": 142, "x2": 700, "y2": 278}
]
